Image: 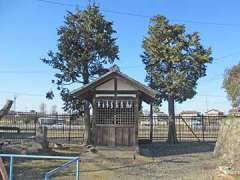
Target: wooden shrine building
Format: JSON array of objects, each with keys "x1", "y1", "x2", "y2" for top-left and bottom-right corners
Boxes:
[{"x1": 71, "y1": 66, "x2": 157, "y2": 146}]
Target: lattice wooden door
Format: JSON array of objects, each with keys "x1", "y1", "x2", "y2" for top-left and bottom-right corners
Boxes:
[{"x1": 94, "y1": 97, "x2": 136, "y2": 146}]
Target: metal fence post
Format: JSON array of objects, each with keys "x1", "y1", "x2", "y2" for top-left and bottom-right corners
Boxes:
[
  {"x1": 202, "y1": 115, "x2": 205, "y2": 142},
  {"x1": 68, "y1": 115, "x2": 72, "y2": 143},
  {"x1": 76, "y1": 159, "x2": 80, "y2": 180},
  {"x1": 9, "y1": 156, "x2": 13, "y2": 180},
  {"x1": 34, "y1": 112, "x2": 38, "y2": 136},
  {"x1": 149, "y1": 104, "x2": 153, "y2": 142}
]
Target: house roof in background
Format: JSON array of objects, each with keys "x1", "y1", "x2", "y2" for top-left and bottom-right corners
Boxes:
[
  {"x1": 205, "y1": 109, "x2": 223, "y2": 113},
  {"x1": 180, "y1": 110, "x2": 201, "y2": 114}
]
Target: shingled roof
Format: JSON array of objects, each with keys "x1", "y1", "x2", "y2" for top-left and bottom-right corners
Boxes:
[{"x1": 71, "y1": 65, "x2": 157, "y2": 103}]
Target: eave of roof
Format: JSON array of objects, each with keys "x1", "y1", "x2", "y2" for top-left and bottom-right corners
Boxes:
[{"x1": 70, "y1": 67, "x2": 157, "y2": 101}]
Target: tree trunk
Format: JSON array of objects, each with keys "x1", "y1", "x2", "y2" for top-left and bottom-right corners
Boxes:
[
  {"x1": 83, "y1": 66, "x2": 92, "y2": 145},
  {"x1": 83, "y1": 101, "x2": 91, "y2": 145},
  {"x1": 167, "y1": 96, "x2": 178, "y2": 144}
]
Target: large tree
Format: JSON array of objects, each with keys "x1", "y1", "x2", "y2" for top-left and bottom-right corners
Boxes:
[
  {"x1": 41, "y1": 4, "x2": 119, "y2": 144},
  {"x1": 223, "y1": 64, "x2": 240, "y2": 107},
  {"x1": 141, "y1": 16, "x2": 212, "y2": 143}
]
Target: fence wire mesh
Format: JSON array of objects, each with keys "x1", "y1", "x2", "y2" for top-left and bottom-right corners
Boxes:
[
  {"x1": 0, "y1": 112, "x2": 225, "y2": 143},
  {"x1": 138, "y1": 115, "x2": 224, "y2": 142}
]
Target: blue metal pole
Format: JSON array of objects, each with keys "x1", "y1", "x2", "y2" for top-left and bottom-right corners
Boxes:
[
  {"x1": 44, "y1": 174, "x2": 49, "y2": 180},
  {"x1": 0, "y1": 154, "x2": 81, "y2": 180},
  {"x1": 9, "y1": 156, "x2": 13, "y2": 180},
  {"x1": 0, "y1": 154, "x2": 76, "y2": 160},
  {"x1": 76, "y1": 159, "x2": 80, "y2": 180}
]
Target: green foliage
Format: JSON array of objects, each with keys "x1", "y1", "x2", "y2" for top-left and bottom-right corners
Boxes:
[
  {"x1": 223, "y1": 64, "x2": 240, "y2": 107},
  {"x1": 153, "y1": 106, "x2": 161, "y2": 114},
  {"x1": 141, "y1": 16, "x2": 212, "y2": 105},
  {"x1": 41, "y1": 4, "x2": 119, "y2": 111}
]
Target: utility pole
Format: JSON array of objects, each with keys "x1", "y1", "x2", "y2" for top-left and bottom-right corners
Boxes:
[
  {"x1": 205, "y1": 96, "x2": 208, "y2": 113},
  {"x1": 13, "y1": 95, "x2": 17, "y2": 112}
]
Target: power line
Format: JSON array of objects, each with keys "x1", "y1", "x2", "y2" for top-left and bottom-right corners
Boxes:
[
  {"x1": 0, "y1": 90, "x2": 227, "y2": 98},
  {"x1": 0, "y1": 91, "x2": 45, "y2": 97},
  {"x1": 0, "y1": 70, "x2": 52, "y2": 74},
  {"x1": 0, "y1": 48, "x2": 238, "y2": 74},
  {"x1": 35, "y1": 0, "x2": 240, "y2": 27},
  {"x1": 107, "y1": 51, "x2": 240, "y2": 70},
  {"x1": 214, "y1": 51, "x2": 240, "y2": 61},
  {"x1": 0, "y1": 50, "x2": 238, "y2": 76},
  {"x1": 36, "y1": 0, "x2": 76, "y2": 7},
  {"x1": 198, "y1": 94, "x2": 226, "y2": 98},
  {"x1": 121, "y1": 51, "x2": 240, "y2": 71}
]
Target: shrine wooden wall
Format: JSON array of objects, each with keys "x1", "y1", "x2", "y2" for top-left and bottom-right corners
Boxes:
[{"x1": 95, "y1": 126, "x2": 136, "y2": 146}]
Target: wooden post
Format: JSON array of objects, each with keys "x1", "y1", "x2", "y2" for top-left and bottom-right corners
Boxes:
[
  {"x1": 150, "y1": 103, "x2": 153, "y2": 143},
  {"x1": 92, "y1": 97, "x2": 97, "y2": 146},
  {"x1": 178, "y1": 116, "x2": 182, "y2": 142},
  {"x1": 42, "y1": 126, "x2": 48, "y2": 150},
  {"x1": 135, "y1": 97, "x2": 139, "y2": 147},
  {"x1": 111, "y1": 77, "x2": 117, "y2": 147},
  {"x1": 36, "y1": 126, "x2": 49, "y2": 151}
]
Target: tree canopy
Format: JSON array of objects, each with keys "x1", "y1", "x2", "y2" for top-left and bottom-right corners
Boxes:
[
  {"x1": 223, "y1": 64, "x2": 240, "y2": 107},
  {"x1": 141, "y1": 15, "x2": 212, "y2": 143},
  {"x1": 41, "y1": 4, "x2": 119, "y2": 144},
  {"x1": 142, "y1": 16, "x2": 213, "y2": 105},
  {"x1": 41, "y1": 4, "x2": 119, "y2": 112}
]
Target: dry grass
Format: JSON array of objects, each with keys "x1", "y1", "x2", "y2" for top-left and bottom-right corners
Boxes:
[{"x1": 1, "y1": 142, "x2": 224, "y2": 180}]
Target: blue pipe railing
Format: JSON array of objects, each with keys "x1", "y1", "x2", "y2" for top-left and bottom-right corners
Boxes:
[
  {"x1": 0, "y1": 154, "x2": 80, "y2": 180},
  {"x1": 44, "y1": 157, "x2": 80, "y2": 180}
]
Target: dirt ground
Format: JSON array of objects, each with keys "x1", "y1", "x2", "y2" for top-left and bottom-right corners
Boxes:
[
  {"x1": 79, "y1": 142, "x2": 217, "y2": 180},
  {"x1": 2, "y1": 142, "x2": 231, "y2": 180}
]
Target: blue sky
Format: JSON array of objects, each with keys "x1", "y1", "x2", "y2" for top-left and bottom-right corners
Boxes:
[{"x1": 1, "y1": 0, "x2": 240, "y2": 114}]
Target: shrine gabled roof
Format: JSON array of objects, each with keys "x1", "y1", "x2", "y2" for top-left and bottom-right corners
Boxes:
[{"x1": 70, "y1": 66, "x2": 157, "y2": 102}]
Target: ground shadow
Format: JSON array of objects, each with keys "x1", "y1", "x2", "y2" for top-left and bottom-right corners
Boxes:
[{"x1": 138, "y1": 142, "x2": 215, "y2": 157}]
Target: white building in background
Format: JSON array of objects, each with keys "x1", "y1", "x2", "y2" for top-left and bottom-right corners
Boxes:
[
  {"x1": 153, "y1": 111, "x2": 168, "y2": 117},
  {"x1": 180, "y1": 110, "x2": 201, "y2": 117},
  {"x1": 205, "y1": 109, "x2": 224, "y2": 116}
]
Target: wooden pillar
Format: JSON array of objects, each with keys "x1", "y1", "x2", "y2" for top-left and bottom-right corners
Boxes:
[
  {"x1": 112, "y1": 78, "x2": 117, "y2": 146},
  {"x1": 150, "y1": 103, "x2": 153, "y2": 142},
  {"x1": 36, "y1": 126, "x2": 49, "y2": 151},
  {"x1": 92, "y1": 97, "x2": 96, "y2": 146},
  {"x1": 135, "y1": 96, "x2": 139, "y2": 146}
]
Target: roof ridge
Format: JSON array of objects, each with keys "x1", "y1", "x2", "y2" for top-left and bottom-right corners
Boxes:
[{"x1": 109, "y1": 64, "x2": 120, "y2": 72}]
